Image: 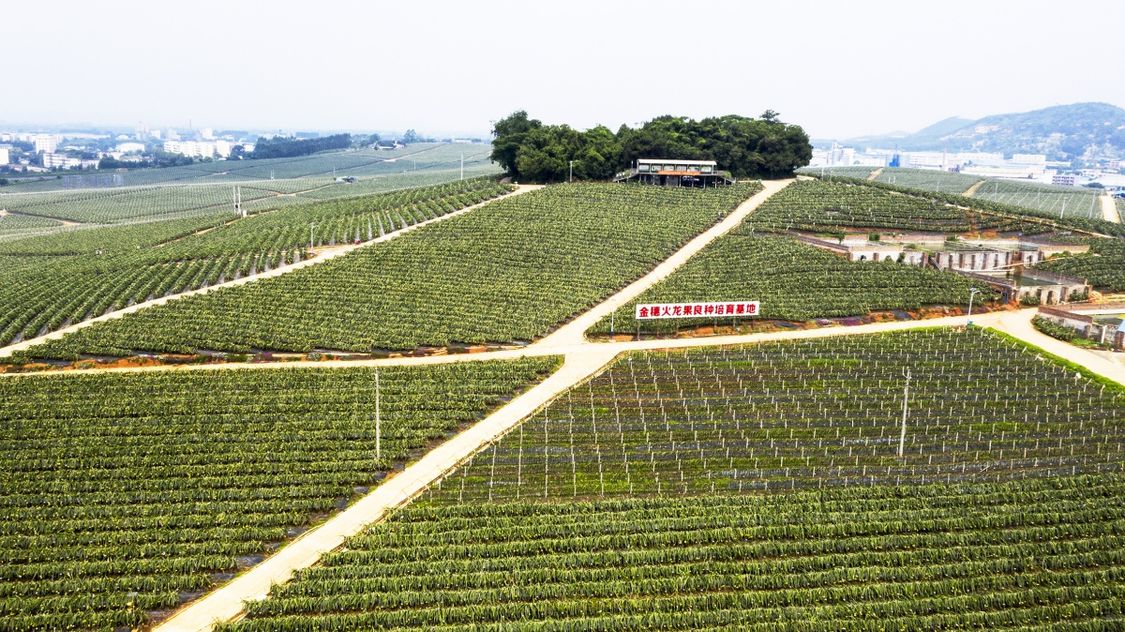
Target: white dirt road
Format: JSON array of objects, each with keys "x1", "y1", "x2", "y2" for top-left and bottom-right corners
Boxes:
[
  {"x1": 1101, "y1": 193, "x2": 1121, "y2": 223},
  {"x1": 962, "y1": 180, "x2": 985, "y2": 197}
]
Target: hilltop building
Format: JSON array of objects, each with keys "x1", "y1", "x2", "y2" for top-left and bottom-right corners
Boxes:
[{"x1": 615, "y1": 159, "x2": 734, "y2": 187}]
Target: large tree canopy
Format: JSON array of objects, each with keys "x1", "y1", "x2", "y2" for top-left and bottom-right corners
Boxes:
[{"x1": 491, "y1": 111, "x2": 810, "y2": 182}]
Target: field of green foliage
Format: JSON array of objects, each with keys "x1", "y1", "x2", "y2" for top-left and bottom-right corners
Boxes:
[
  {"x1": 19, "y1": 183, "x2": 760, "y2": 359},
  {"x1": 227, "y1": 329, "x2": 1125, "y2": 630},
  {"x1": 0, "y1": 357, "x2": 558, "y2": 630}
]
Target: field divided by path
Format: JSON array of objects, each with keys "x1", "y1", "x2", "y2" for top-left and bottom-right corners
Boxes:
[
  {"x1": 225, "y1": 327, "x2": 1125, "y2": 631},
  {"x1": 0, "y1": 179, "x2": 511, "y2": 353},
  {"x1": 0, "y1": 357, "x2": 558, "y2": 631},
  {"x1": 19, "y1": 183, "x2": 762, "y2": 359}
]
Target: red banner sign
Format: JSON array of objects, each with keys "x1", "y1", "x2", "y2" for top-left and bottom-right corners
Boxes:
[{"x1": 635, "y1": 301, "x2": 760, "y2": 320}]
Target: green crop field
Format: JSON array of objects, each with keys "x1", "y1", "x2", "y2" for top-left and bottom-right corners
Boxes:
[
  {"x1": 0, "y1": 357, "x2": 558, "y2": 631},
  {"x1": 0, "y1": 144, "x2": 498, "y2": 228},
  {"x1": 0, "y1": 178, "x2": 510, "y2": 350},
  {"x1": 225, "y1": 329, "x2": 1125, "y2": 630},
  {"x1": 0, "y1": 211, "x2": 64, "y2": 232},
  {"x1": 0, "y1": 143, "x2": 487, "y2": 193},
  {"x1": 438, "y1": 329, "x2": 1123, "y2": 501},
  {"x1": 805, "y1": 174, "x2": 1125, "y2": 238},
  {"x1": 1036, "y1": 237, "x2": 1125, "y2": 291},
  {"x1": 972, "y1": 179, "x2": 1102, "y2": 221},
  {"x1": 875, "y1": 167, "x2": 983, "y2": 194},
  {"x1": 796, "y1": 165, "x2": 877, "y2": 179},
  {"x1": 0, "y1": 184, "x2": 281, "y2": 224},
  {"x1": 18, "y1": 182, "x2": 762, "y2": 359},
  {"x1": 589, "y1": 233, "x2": 992, "y2": 336},
  {"x1": 747, "y1": 179, "x2": 1033, "y2": 234}
]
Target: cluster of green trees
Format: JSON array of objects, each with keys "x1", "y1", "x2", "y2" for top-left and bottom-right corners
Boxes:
[
  {"x1": 491, "y1": 110, "x2": 811, "y2": 183},
  {"x1": 97, "y1": 150, "x2": 198, "y2": 170},
  {"x1": 251, "y1": 133, "x2": 353, "y2": 159}
]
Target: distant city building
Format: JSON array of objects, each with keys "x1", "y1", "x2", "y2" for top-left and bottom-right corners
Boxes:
[
  {"x1": 163, "y1": 140, "x2": 231, "y2": 158},
  {"x1": 116, "y1": 141, "x2": 146, "y2": 153},
  {"x1": 213, "y1": 140, "x2": 232, "y2": 158},
  {"x1": 200, "y1": 128, "x2": 215, "y2": 140},
  {"x1": 0, "y1": 145, "x2": 10, "y2": 165},
  {"x1": 1052, "y1": 174, "x2": 1077, "y2": 186},
  {"x1": 33, "y1": 134, "x2": 59, "y2": 154},
  {"x1": 41, "y1": 153, "x2": 98, "y2": 169}
]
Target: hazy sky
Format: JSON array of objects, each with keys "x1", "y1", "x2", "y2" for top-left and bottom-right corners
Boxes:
[{"x1": 5, "y1": 0, "x2": 1122, "y2": 138}]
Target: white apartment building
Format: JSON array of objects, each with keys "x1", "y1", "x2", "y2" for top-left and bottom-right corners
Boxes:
[
  {"x1": 0, "y1": 146, "x2": 10, "y2": 165},
  {"x1": 164, "y1": 139, "x2": 225, "y2": 157},
  {"x1": 41, "y1": 153, "x2": 97, "y2": 169},
  {"x1": 33, "y1": 134, "x2": 59, "y2": 154}
]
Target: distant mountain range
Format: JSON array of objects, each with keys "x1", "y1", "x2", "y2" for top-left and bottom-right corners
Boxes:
[{"x1": 827, "y1": 102, "x2": 1125, "y2": 163}]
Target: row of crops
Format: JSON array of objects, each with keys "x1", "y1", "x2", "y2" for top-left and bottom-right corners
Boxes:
[
  {"x1": 588, "y1": 232, "x2": 992, "y2": 337},
  {"x1": 747, "y1": 179, "x2": 1043, "y2": 234},
  {"x1": 795, "y1": 165, "x2": 876, "y2": 179},
  {"x1": 227, "y1": 329, "x2": 1125, "y2": 630},
  {"x1": 17, "y1": 183, "x2": 762, "y2": 359},
  {"x1": 0, "y1": 183, "x2": 283, "y2": 224},
  {"x1": 1035, "y1": 237, "x2": 1125, "y2": 292},
  {"x1": 0, "y1": 144, "x2": 498, "y2": 225},
  {"x1": 0, "y1": 178, "x2": 511, "y2": 349},
  {"x1": 0, "y1": 357, "x2": 558, "y2": 631},
  {"x1": 820, "y1": 174, "x2": 1125, "y2": 238},
  {"x1": 0, "y1": 143, "x2": 455, "y2": 193},
  {"x1": 229, "y1": 476, "x2": 1125, "y2": 631},
  {"x1": 874, "y1": 167, "x2": 983, "y2": 194},
  {"x1": 433, "y1": 329, "x2": 1123, "y2": 501},
  {"x1": 972, "y1": 178, "x2": 1102, "y2": 220},
  {"x1": 0, "y1": 211, "x2": 64, "y2": 234}
]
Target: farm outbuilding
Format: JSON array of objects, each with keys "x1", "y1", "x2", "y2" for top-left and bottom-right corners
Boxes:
[{"x1": 616, "y1": 159, "x2": 735, "y2": 187}]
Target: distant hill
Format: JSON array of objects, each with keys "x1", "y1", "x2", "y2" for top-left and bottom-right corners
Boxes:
[{"x1": 841, "y1": 102, "x2": 1125, "y2": 163}]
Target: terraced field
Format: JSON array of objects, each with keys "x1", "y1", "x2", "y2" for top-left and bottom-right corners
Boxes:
[
  {"x1": 973, "y1": 179, "x2": 1102, "y2": 221},
  {"x1": 227, "y1": 329, "x2": 1125, "y2": 630},
  {"x1": 747, "y1": 179, "x2": 1030, "y2": 234},
  {"x1": 807, "y1": 175, "x2": 1124, "y2": 238},
  {"x1": 1036, "y1": 237, "x2": 1125, "y2": 291},
  {"x1": 0, "y1": 357, "x2": 558, "y2": 631},
  {"x1": 590, "y1": 232, "x2": 991, "y2": 336},
  {"x1": 19, "y1": 183, "x2": 761, "y2": 359}
]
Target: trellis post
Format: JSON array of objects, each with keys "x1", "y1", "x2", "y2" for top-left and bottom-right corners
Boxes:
[{"x1": 898, "y1": 368, "x2": 911, "y2": 458}]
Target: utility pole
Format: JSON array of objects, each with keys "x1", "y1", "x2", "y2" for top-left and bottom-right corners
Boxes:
[
  {"x1": 375, "y1": 369, "x2": 381, "y2": 460},
  {"x1": 569, "y1": 160, "x2": 574, "y2": 183},
  {"x1": 898, "y1": 369, "x2": 911, "y2": 458},
  {"x1": 966, "y1": 287, "x2": 981, "y2": 327},
  {"x1": 309, "y1": 222, "x2": 315, "y2": 249}
]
